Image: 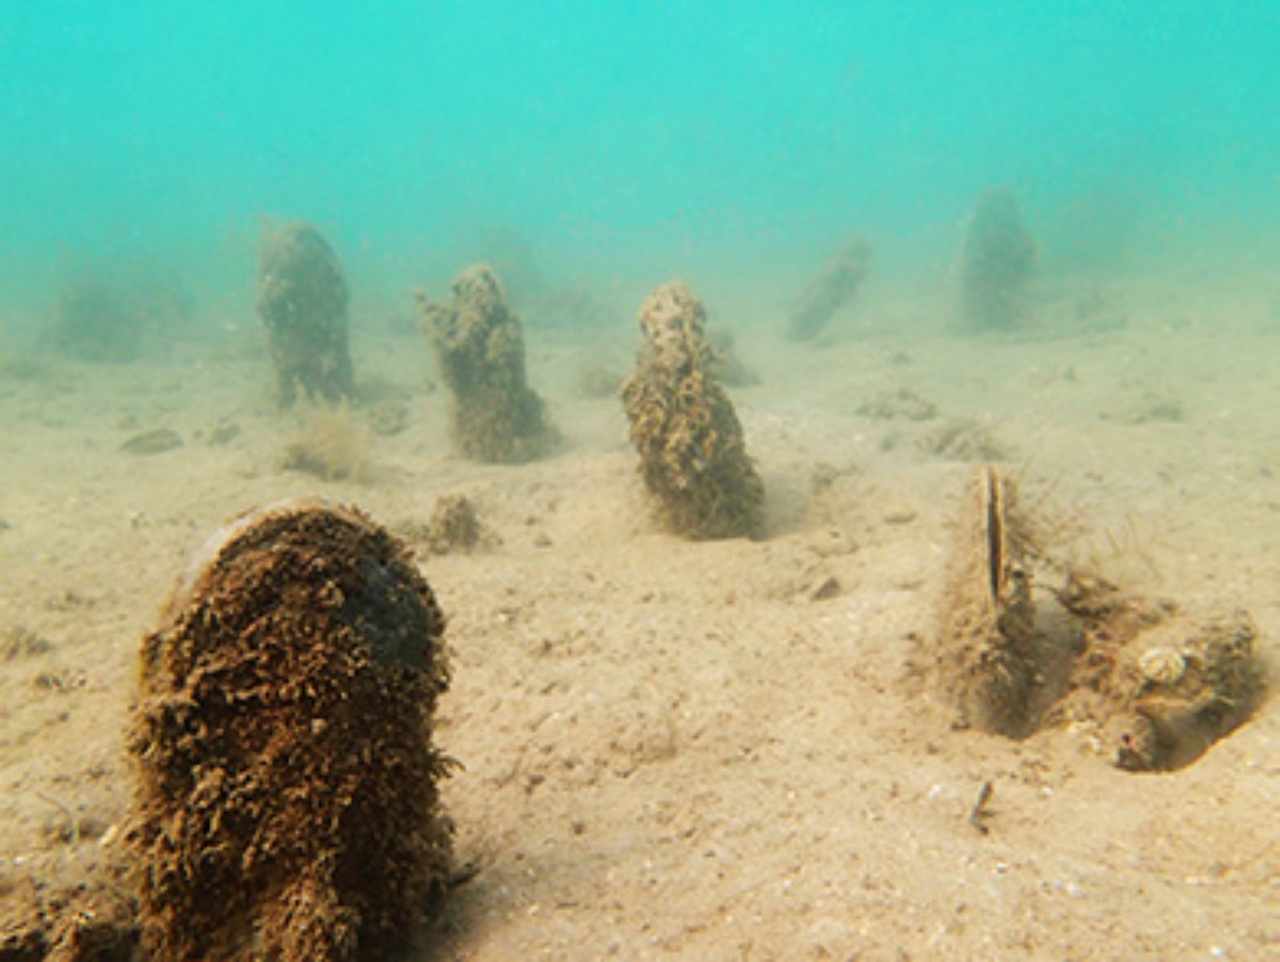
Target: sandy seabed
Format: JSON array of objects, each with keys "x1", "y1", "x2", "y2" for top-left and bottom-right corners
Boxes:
[{"x1": 1, "y1": 276, "x2": 1278, "y2": 960}]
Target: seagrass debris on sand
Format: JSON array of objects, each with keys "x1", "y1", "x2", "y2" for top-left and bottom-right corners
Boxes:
[
  {"x1": 959, "y1": 187, "x2": 1036, "y2": 332},
  {"x1": 127, "y1": 499, "x2": 454, "y2": 961},
  {"x1": 417, "y1": 264, "x2": 557, "y2": 464},
  {"x1": 621, "y1": 280, "x2": 764, "y2": 540},
  {"x1": 786, "y1": 237, "x2": 872, "y2": 341},
  {"x1": 258, "y1": 221, "x2": 356, "y2": 406}
]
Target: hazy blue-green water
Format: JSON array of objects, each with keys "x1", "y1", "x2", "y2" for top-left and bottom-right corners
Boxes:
[
  {"x1": 3, "y1": 12, "x2": 1280, "y2": 957},
  {"x1": 2, "y1": 1, "x2": 1277, "y2": 329}
]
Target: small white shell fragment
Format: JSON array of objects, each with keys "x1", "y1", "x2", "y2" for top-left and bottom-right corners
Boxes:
[{"x1": 1138, "y1": 646, "x2": 1186, "y2": 685}]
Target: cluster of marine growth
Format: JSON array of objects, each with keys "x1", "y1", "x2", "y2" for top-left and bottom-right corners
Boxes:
[
  {"x1": 748, "y1": 189, "x2": 1036, "y2": 342},
  {"x1": 622, "y1": 280, "x2": 764, "y2": 540},
  {"x1": 47, "y1": 186, "x2": 1034, "y2": 381},
  {"x1": 64, "y1": 258, "x2": 772, "y2": 954},
  {"x1": 417, "y1": 264, "x2": 557, "y2": 464},
  {"x1": 936, "y1": 466, "x2": 1266, "y2": 771}
]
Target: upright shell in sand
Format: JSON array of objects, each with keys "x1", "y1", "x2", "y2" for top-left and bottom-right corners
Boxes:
[
  {"x1": 258, "y1": 221, "x2": 356, "y2": 407},
  {"x1": 786, "y1": 237, "x2": 872, "y2": 342},
  {"x1": 936, "y1": 465, "x2": 1039, "y2": 736},
  {"x1": 959, "y1": 187, "x2": 1037, "y2": 333},
  {"x1": 621, "y1": 280, "x2": 764, "y2": 540},
  {"x1": 127, "y1": 500, "x2": 454, "y2": 962},
  {"x1": 417, "y1": 264, "x2": 557, "y2": 464}
]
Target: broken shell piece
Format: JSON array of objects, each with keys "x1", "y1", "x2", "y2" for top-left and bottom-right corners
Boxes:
[
  {"x1": 1116, "y1": 610, "x2": 1266, "y2": 772},
  {"x1": 1137, "y1": 646, "x2": 1185, "y2": 686},
  {"x1": 936, "y1": 465, "x2": 1040, "y2": 736}
]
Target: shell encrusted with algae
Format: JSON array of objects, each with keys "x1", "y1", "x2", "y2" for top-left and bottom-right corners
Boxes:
[
  {"x1": 621, "y1": 280, "x2": 764, "y2": 540},
  {"x1": 128, "y1": 499, "x2": 455, "y2": 962},
  {"x1": 417, "y1": 264, "x2": 557, "y2": 464}
]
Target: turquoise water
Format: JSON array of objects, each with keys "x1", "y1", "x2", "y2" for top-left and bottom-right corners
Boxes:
[{"x1": 2, "y1": 1, "x2": 1277, "y2": 327}]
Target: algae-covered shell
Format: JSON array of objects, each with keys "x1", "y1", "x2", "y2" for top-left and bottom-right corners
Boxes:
[
  {"x1": 129, "y1": 498, "x2": 454, "y2": 961},
  {"x1": 1138, "y1": 646, "x2": 1185, "y2": 686}
]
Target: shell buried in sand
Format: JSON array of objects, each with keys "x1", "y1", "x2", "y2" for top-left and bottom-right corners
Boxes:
[{"x1": 127, "y1": 499, "x2": 455, "y2": 962}]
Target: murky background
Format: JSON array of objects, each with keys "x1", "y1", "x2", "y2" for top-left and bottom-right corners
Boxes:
[{"x1": 2, "y1": 2, "x2": 1276, "y2": 345}]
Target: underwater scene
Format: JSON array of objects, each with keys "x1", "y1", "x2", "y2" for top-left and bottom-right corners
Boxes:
[{"x1": 1, "y1": 2, "x2": 1278, "y2": 958}]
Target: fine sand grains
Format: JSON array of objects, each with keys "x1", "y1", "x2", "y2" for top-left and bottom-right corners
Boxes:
[{"x1": 0, "y1": 283, "x2": 1277, "y2": 959}]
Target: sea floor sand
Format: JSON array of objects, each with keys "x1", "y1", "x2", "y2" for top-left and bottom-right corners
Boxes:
[{"x1": 1, "y1": 279, "x2": 1277, "y2": 959}]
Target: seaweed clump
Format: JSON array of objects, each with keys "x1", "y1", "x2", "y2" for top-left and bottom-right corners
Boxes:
[
  {"x1": 959, "y1": 187, "x2": 1036, "y2": 332},
  {"x1": 258, "y1": 222, "x2": 356, "y2": 407},
  {"x1": 424, "y1": 494, "x2": 482, "y2": 554},
  {"x1": 282, "y1": 403, "x2": 370, "y2": 481},
  {"x1": 417, "y1": 265, "x2": 556, "y2": 463},
  {"x1": 127, "y1": 500, "x2": 454, "y2": 961},
  {"x1": 621, "y1": 280, "x2": 764, "y2": 540},
  {"x1": 787, "y1": 237, "x2": 873, "y2": 341}
]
